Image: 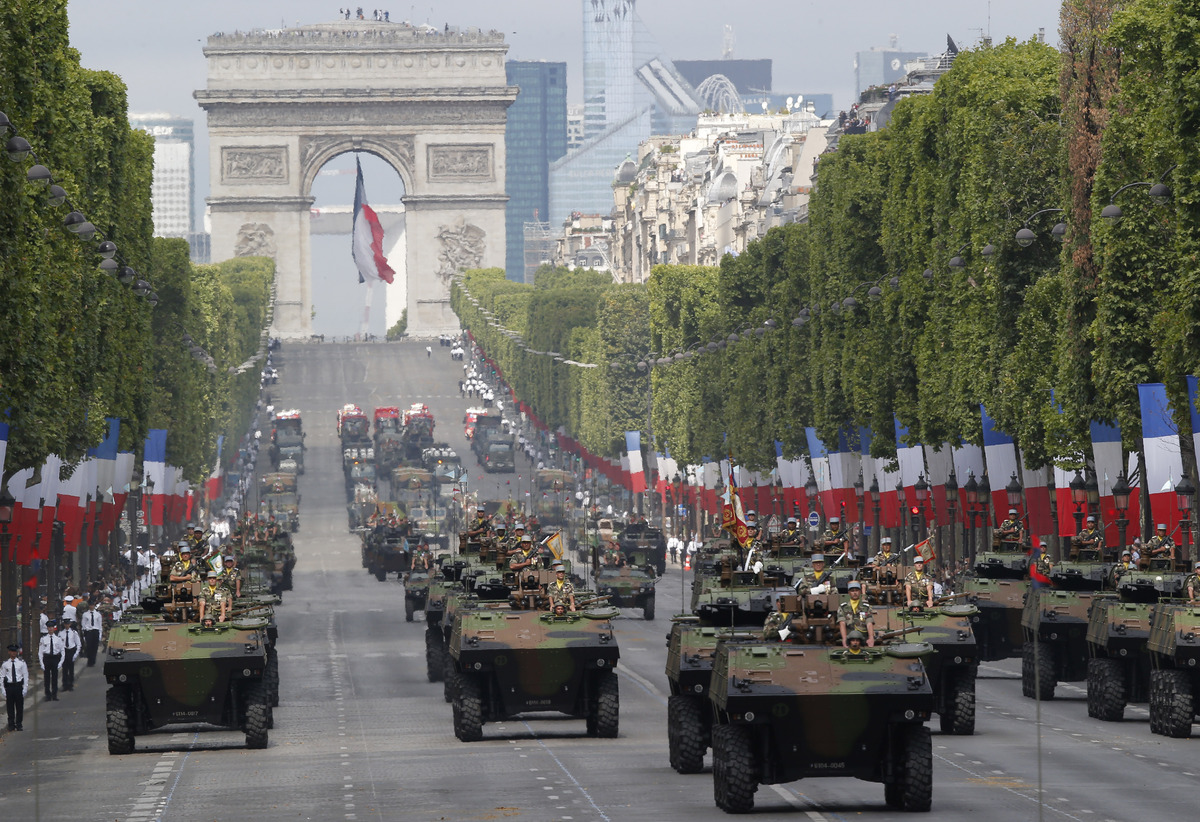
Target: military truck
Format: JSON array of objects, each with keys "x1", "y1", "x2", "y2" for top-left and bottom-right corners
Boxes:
[
  {"x1": 1147, "y1": 603, "x2": 1200, "y2": 737},
  {"x1": 449, "y1": 598, "x2": 621, "y2": 741},
  {"x1": 1085, "y1": 597, "x2": 1155, "y2": 721},
  {"x1": 1021, "y1": 588, "x2": 1112, "y2": 700},
  {"x1": 104, "y1": 616, "x2": 273, "y2": 753},
  {"x1": 271, "y1": 409, "x2": 305, "y2": 474},
  {"x1": 595, "y1": 563, "x2": 656, "y2": 619},
  {"x1": 709, "y1": 638, "x2": 934, "y2": 813}
]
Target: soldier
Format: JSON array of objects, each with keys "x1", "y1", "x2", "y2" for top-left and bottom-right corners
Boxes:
[
  {"x1": 997, "y1": 509, "x2": 1022, "y2": 546},
  {"x1": 1185, "y1": 561, "x2": 1200, "y2": 603},
  {"x1": 1145, "y1": 523, "x2": 1176, "y2": 565},
  {"x1": 779, "y1": 516, "x2": 802, "y2": 542},
  {"x1": 411, "y1": 541, "x2": 433, "y2": 571},
  {"x1": 509, "y1": 522, "x2": 527, "y2": 553},
  {"x1": 547, "y1": 563, "x2": 576, "y2": 611},
  {"x1": 509, "y1": 534, "x2": 539, "y2": 575},
  {"x1": 169, "y1": 545, "x2": 200, "y2": 584},
  {"x1": 198, "y1": 571, "x2": 230, "y2": 623},
  {"x1": 838, "y1": 580, "x2": 875, "y2": 647},
  {"x1": 603, "y1": 540, "x2": 625, "y2": 567},
  {"x1": 493, "y1": 523, "x2": 509, "y2": 553},
  {"x1": 219, "y1": 555, "x2": 242, "y2": 599},
  {"x1": 795, "y1": 554, "x2": 835, "y2": 595},
  {"x1": 844, "y1": 629, "x2": 867, "y2": 656},
  {"x1": 1074, "y1": 515, "x2": 1101, "y2": 555},
  {"x1": 905, "y1": 556, "x2": 935, "y2": 608},
  {"x1": 3, "y1": 643, "x2": 28, "y2": 730},
  {"x1": 819, "y1": 517, "x2": 851, "y2": 559},
  {"x1": 871, "y1": 537, "x2": 901, "y2": 567},
  {"x1": 762, "y1": 599, "x2": 792, "y2": 641},
  {"x1": 744, "y1": 522, "x2": 767, "y2": 566},
  {"x1": 1110, "y1": 549, "x2": 1136, "y2": 587},
  {"x1": 1031, "y1": 547, "x2": 1053, "y2": 581},
  {"x1": 466, "y1": 508, "x2": 491, "y2": 540}
]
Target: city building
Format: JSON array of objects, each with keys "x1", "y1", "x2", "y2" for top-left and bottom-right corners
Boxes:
[
  {"x1": 854, "y1": 37, "x2": 927, "y2": 98},
  {"x1": 566, "y1": 105, "x2": 586, "y2": 152},
  {"x1": 129, "y1": 113, "x2": 194, "y2": 238},
  {"x1": 674, "y1": 58, "x2": 772, "y2": 98},
  {"x1": 549, "y1": 0, "x2": 701, "y2": 226},
  {"x1": 505, "y1": 61, "x2": 568, "y2": 282}
]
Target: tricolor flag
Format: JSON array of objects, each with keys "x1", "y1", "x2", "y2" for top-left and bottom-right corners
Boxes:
[
  {"x1": 92, "y1": 418, "x2": 120, "y2": 543},
  {"x1": 982, "y1": 406, "x2": 1019, "y2": 526},
  {"x1": 351, "y1": 157, "x2": 395, "y2": 285},
  {"x1": 625, "y1": 431, "x2": 646, "y2": 493},
  {"x1": 57, "y1": 459, "x2": 89, "y2": 552},
  {"x1": 6, "y1": 468, "x2": 33, "y2": 564},
  {"x1": 144, "y1": 429, "x2": 168, "y2": 527},
  {"x1": 1138, "y1": 383, "x2": 1184, "y2": 533},
  {"x1": 37, "y1": 454, "x2": 63, "y2": 560},
  {"x1": 1187, "y1": 376, "x2": 1200, "y2": 482}
]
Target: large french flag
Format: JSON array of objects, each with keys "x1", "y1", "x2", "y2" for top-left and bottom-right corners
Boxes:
[
  {"x1": 1188, "y1": 376, "x2": 1200, "y2": 482},
  {"x1": 6, "y1": 467, "x2": 33, "y2": 563},
  {"x1": 981, "y1": 406, "x2": 1019, "y2": 526},
  {"x1": 92, "y1": 417, "x2": 120, "y2": 541},
  {"x1": 37, "y1": 454, "x2": 63, "y2": 560},
  {"x1": 1019, "y1": 450, "x2": 1054, "y2": 537},
  {"x1": 0, "y1": 420, "x2": 7, "y2": 481},
  {"x1": 352, "y1": 157, "x2": 395, "y2": 285},
  {"x1": 144, "y1": 429, "x2": 168, "y2": 527},
  {"x1": 106, "y1": 452, "x2": 135, "y2": 544},
  {"x1": 1138, "y1": 383, "x2": 1183, "y2": 533},
  {"x1": 57, "y1": 459, "x2": 89, "y2": 552},
  {"x1": 894, "y1": 419, "x2": 925, "y2": 518},
  {"x1": 625, "y1": 431, "x2": 646, "y2": 493}
]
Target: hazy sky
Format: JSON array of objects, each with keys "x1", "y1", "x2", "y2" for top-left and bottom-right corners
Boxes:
[{"x1": 64, "y1": 0, "x2": 1062, "y2": 334}]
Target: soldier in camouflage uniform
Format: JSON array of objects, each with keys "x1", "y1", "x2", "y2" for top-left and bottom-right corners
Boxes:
[
  {"x1": 817, "y1": 517, "x2": 851, "y2": 560},
  {"x1": 1185, "y1": 561, "x2": 1200, "y2": 603},
  {"x1": 844, "y1": 629, "x2": 867, "y2": 656},
  {"x1": 794, "y1": 554, "x2": 835, "y2": 595},
  {"x1": 603, "y1": 541, "x2": 625, "y2": 567},
  {"x1": 1072, "y1": 515, "x2": 1101, "y2": 557},
  {"x1": 871, "y1": 537, "x2": 901, "y2": 568},
  {"x1": 1031, "y1": 548, "x2": 1053, "y2": 580},
  {"x1": 168, "y1": 545, "x2": 200, "y2": 584},
  {"x1": 904, "y1": 556, "x2": 935, "y2": 608},
  {"x1": 762, "y1": 598, "x2": 793, "y2": 641},
  {"x1": 466, "y1": 508, "x2": 492, "y2": 540},
  {"x1": 411, "y1": 541, "x2": 433, "y2": 571},
  {"x1": 218, "y1": 555, "x2": 242, "y2": 598},
  {"x1": 198, "y1": 571, "x2": 230, "y2": 622},
  {"x1": 778, "y1": 517, "x2": 804, "y2": 546},
  {"x1": 837, "y1": 580, "x2": 875, "y2": 647},
  {"x1": 1110, "y1": 550, "x2": 1136, "y2": 587},
  {"x1": 996, "y1": 509, "x2": 1022, "y2": 547},
  {"x1": 547, "y1": 564, "x2": 575, "y2": 611},
  {"x1": 1145, "y1": 523, "x2": 1176, "y2": 567}
]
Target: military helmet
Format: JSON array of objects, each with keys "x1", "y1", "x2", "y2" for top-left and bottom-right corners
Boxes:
[
  {"x1": 206, "y1": 570, "x2": 219, "y2": 578},
  {"x1": 829, "y1": 517, "x2": 840, "y2": 524},
  {"x1": 1122, "y1": 550, "x2": 1132, "y2": 558},
  {"x1": 847, "y1": 629, "x2": 865, "y2": 641},
  {"x1": 520, "y1": 534, "x2": 532, "y2": 543}
]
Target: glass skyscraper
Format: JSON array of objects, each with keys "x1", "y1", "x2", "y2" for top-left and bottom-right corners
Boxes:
[
  {"x1": 129, "y1": 113, "x2": 195, "y2": 237},
  {"x1": 505, "y1": 61, "x2": 568, "y2": 282}
]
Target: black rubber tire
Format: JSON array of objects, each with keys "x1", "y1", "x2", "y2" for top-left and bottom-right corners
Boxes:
[
  {"x1": 1087, "y1": 657, "x2": 1125, "y2": 722},
  {"x1": 405, "y1": 597, "x2": 415, "y2": 622},
  {"x1": 265, "y1": 647, "x2": 280, "y2": 708},
  {"x1": 897, "y1": 724, "x2": 932, "y2": 812},
  {"x1": 593, "y1": 670, "x2": 619, "y2": 739},
  {"x1": 105, "y1": 686, "x2": 135, "y2": 755},
  {"x1": 668, "y1": 694, "x2": 707, "y2": 774},
  {"x1": 444, "y1": 653, "x2": 459, "y2": 703},
  {"x1": 1022, "y1": 642, "x2": 1056, "y2": 700},
  {"x1": 884, "y1": 781, "x2": 903, "y2": 810},
  {"x1": 643, "y1": 595, "x2": 655, "y2": 621},
  {"x1": 374, "y1": 567, "x2": 387, "y2": 582},
  {"x1": 712, "y1": 723, "x2": 758, "y2": 814},
  {"x1": 425, "y1": 628, "x2": 444, "y2": 683},
  {"x1": 453, "y1": 675, "x2": 484, "y2": 742},
  {"x1": 938, "y1": 668, "x2": 976, "y2": 736},
  {"x1": 1157, "y1": 669, "x2": 1194, "y2": 739},
  {"x1": 244, "y1": 686, "x2": 270, "y2": 749},
  {"x1": 1149, "y1": 669, "x2": 1166, "y2": 735}
]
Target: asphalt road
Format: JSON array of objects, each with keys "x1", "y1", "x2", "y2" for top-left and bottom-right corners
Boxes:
[{"x1": 0, "y1": 340, "x2": 1187, "y2": 821}]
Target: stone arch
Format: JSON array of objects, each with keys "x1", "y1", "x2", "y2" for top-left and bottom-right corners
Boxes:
[{"x1": 298, "y1": 136, "x2": 415, "y2": 199}]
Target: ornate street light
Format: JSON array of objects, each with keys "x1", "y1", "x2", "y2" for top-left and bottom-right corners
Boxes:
[{"x1": 1112, "y1": 472, "x2": 1131, "y2": 559}]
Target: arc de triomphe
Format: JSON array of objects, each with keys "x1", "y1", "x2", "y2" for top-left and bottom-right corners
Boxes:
[{"x1": 195, "y1": 22, "x2": 516, "y2": 337}]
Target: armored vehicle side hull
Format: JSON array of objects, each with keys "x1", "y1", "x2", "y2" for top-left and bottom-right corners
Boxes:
[
  {"x1": 961, "y1": 577, "x2": 1028, "y2": 661},
  {"x1": 1147, "y1": 604, "x2": 1200, "y2": 737},
  {"x1": 1085, "y1": 599, "x2": 1154, "y2": 721},
  {"x1": 1021, "y1": 589, "x2": 1111, "y2": 700}
]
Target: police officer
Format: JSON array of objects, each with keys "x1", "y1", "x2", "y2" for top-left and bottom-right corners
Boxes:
[
  {"x1": 81, "y1": 601, "x2": 103, "y2": 666},
  {"x1": 3, "y1": 644, "x2": 28, "y2": 731},
  {"x1": 39, "y1": 620, "x2": 64, "y2": 701},
  {"x1": 60, "y1": 620, "x2": 82, "y2": 692},
  {"x1": 905, "y1": 556, "x2": 935, "y2": 608},
  {"x1": 838, "y1": 580, "x2": 875, "y2": 647}
]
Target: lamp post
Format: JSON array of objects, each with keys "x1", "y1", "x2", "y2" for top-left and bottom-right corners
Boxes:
[
  {"x1": 853, "y1": 469, "x2": 865, "y2": 559},
  {"x1": 1006, "y1": 472, "x2": 1024, "y2": 528},
  {"x1": 1176, "y1": 475, "x2": 1196, "y2": 566},
  {"x1": 979, "y1": 472, "x2": 992, "y2": 532},
  {"x1": 869, "y1": 475, "x2": 881, "y2": 554},
  {"x1": 1112, "y1": 472, "x2": 1131, "y2": 561},
  {"x1": 774, "y1": 477, "x2": 783, "y2": 525},
  {"x1": 964, "y1": 471, "x2": 980, "y2": 565},
  {"x1": 1085, "y1": 470, "x2": 1100, "y2": 525},
  {"x1": 913, "y1": 474, "x2": 929, "y2": 541},
  {"x1": 1069, "y1": 470, "x2": 1087, "y2": 536},
  {"x1": 804, "y1": 473, "x2": 818, "y2": 517},
  {"x1": 945, "y1": 468, "x2": 959, "y2": 567}
]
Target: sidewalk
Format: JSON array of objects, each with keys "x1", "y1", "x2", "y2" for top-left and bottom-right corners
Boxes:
[{"x1": 0, "y1": 652, "x2": 99, "y2": 738}]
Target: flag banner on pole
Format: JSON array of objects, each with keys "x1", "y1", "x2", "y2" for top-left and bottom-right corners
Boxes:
[
  {"x1": 144, "y1": 429, "x2": 168, "y2": 527},
  {"x1": 57, "y1": 459, "x2": 88, "y2": 552},
  {"x1": 981, "y1": 406, "x2": 1019, "y2": 526},
  {"x1": 721, "y1": 464, "x2": 750, "y2": 547},
  {"x1": 6, "y1": 467, "x2": 32, "y2": 564},
  {"x1": 91, "y1": 417, "x2": 120, "y2": 542},
  {"x1": 952, "y1": 440, "x2": 985, "y2": 525},
  {"x1": 625, "y1": 431, "x2": 646, "y2": 493},
  {"x1": 37, "y1": 454, "x2": 62, "y2": 560},
  {"x1": 923, "y1": 443, "x2": 954, "y2": 527},
  {"x1": 1019, "y1": 451, "x2": 1053, "y2": 537},
  {"x1": 1188, "y1": 376, "x2": 1200, "y2": 484},
  {"x1": 1138, "y1": 383, "x2": 1184, "y2": 533},
  {"x1": 352, "y1": 157, "x2": 395, "y2": 285},
  {"x1": 543, "y1": 531, "x2": 564, "y2": 560},
  {"x1": 0, "y1": 420, "x2": 8, "y2": 482}
]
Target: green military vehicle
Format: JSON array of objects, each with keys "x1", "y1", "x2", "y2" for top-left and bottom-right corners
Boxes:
[
  {"x1": 1085, "y1": 598, "x2": 1155, "y2": 721},
  {"x1": 104, "y1": 615, "x2": 273, "y2": 753},
  {"x1": 1147, "y1": 603, "x2": 1200, "y2": 737},
  {"x1": 961, "y1": 577, "x2": 1029, "y2": 661},
  {"x1": 404, "y1": 566, "x2": 431, "y2": 622},
  {"x1": 1021, "y1": 588, "x2": 1112, "y2": 700},
  {"x1": 691, "y1": 558, "x2": 794, "y2": 627},
  {"x1": 449, "y1": 597, "x2": 621, "y2": 741},
  {"x1": 361, "y1": 528, "x2": 411, "y2": 582},
  {"x1": 595, "y1": 564, "x2": 656, "y2": 619},
  {"x1": 708, "y1": 637, "x2": 935, "y2": 813},
  {"x1": 618, "y1": 521, "x2": 668, "y2": 576}
]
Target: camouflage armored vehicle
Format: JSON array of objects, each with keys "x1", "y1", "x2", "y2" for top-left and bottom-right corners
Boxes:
[
  {"x1": 104, "y1": 615, "x2": 273, "y2": 753},
  {"x1": 1021, "y1": 588, "x2": 1112, "y2": 700},
  {"x1": 618, "y1": 521, "x2": 668, "y2": 576},
  {"x1": 1085, "y1": 598, "x2": 1155, "y2": 721},
  {"x1": 960, "y1": 577, "x2": 1029, "y2": 661},
  {"x1": 361, "y1": 529, "x2": 411, "y2": 582},
  {"x1": 404, "y1": 566, "x2": 431, "y2": 622},
  {"x1": 691, "y1": 559, "x2": 794, "y2": 627},
  {"x1": 874, "y1": 601, "x2": 979, "y2": 735},
  {"x1": 1147, "y1": 603, "x2": 1200, "y2": 737},
  {"x1": 1048, "y1": 547, "x2": 1111, "y2": 591},
  {"x1": 709, "y1": 637, "x2": 934, "y2": 813},
  {"x1": 449, "y1": 598, "x2": 621, "y2": 741}
]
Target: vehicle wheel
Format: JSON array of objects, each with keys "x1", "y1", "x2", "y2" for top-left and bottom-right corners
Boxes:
[
  {"x1": 374, "y1": 567, "x2": 387, "y2": 582},
  {"x1": 1156, "y1": 669, "x2": 1194, "y2": 739},
  {"x1": 425, "y1": 628, "x2": 444, "y2": 683},
  {"x1": 1022, "y1": 642, "x2": 1056, "y2": 700},
  {"x1": 405, "y1": 597, "x2": 415, "y2": 623},
  {"x1": 712, "y1": 724, "x2": 757, "y2": 813},
  {"x1": 592, "y1": 670, "x2": 619, "y2": 739},
  {"x1": 668, "y1": 695, "x2": 707, "y2": 774},
  {"x1": 884, "y1": 781, "x2": 903, "y2": 810},
  {"x1": 643, "y1": 596, "x2": 655, "y2": 621},
  {"x1": 106, "y1": 686, "x2": 135, "y2": 755},
  {"x1": 244, "y1": 685, "x2": 270, "y2": 749},
  {"x1": 895, "y1": 724, "x2": 932, "y2": 812},
  {"x1": 265, "y1": 647, "x2": 280, "y2": 708},
  {"x1": 453, "y1": 675, "x2": 484, "y2": 742},
  {"x1": 938, "y1": 667, "x2": 976, "y2": 735},
  {"x1": 444, "y1": 654, "x2": 459, "y2": 703},
  {"x1": 1088, "y1": 658, "x2": 1125, "y2": 721}
]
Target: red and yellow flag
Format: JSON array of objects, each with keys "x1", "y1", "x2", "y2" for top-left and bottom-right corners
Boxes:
[{"x1": 721, "y1": 465, "x2": 750, "y2": 547}]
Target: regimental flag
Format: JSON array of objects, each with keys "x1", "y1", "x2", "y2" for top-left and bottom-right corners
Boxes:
[
  {"x1": 1138, "y1": 383, "x2": 1184, "y2": 533},
  {"x1": 543, "y1": 531, "x2": 564, "y2": 561},
  {"x1": 625, "y1": 431, "x2": 646, "y2": 493},
  {"x1": 911, "y1": 535, "x2": 937, "y2": 564},
  {"x1": 91, "y1": 418, "x2": 120, "y2": 543},
  {"x1": 351, "y1": 157, "x2": 395, "y2": 285},
  {"x1": 721, "y1": 465, "x2": 750, "y2": 547},
  {"x1": 1029, "y1": 535, "x2": 1051, "y2": 589}
]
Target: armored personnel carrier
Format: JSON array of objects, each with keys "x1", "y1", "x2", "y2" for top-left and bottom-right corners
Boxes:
[
  {"x1": 1085, "y1": 597, "x2": 1154, "y2": 721},
  {"x1": 1021, "y1": 588, "x2": 1112, "y2": 700},
  {"x1": 960, "y1": 577, "x2": 1028, "y2": 661},
  {"x1": 449, "y1": 591, "x2": 621, "y2": 741},
  {"x1": 104, "y1": 615, "x2": 272, "y2": 753},
  {"x1": 361, "y1": 531, "x2": 411, "y2": 582},
  {"x1": 404, "y1": 566, "x2": 431, "y2": 622},
  {"x1": 709, "y1": 635, "x2": 934, "y2": 813},
  {"x1": 1147, "y1": 603, "x2": 1200, "y2": 737},
  {"x1": 691, "y1": 558, "x2": 795, "y2": 627}
]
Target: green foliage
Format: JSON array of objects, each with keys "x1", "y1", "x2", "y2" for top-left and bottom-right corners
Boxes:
[{"x1": 386, "y1": 309, "x2": 408, "y2": 340}]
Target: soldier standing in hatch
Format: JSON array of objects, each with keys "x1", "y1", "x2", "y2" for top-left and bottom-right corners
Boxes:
[
  {"x1": 838, "y1": 580, "x2": 875, "y2": 647},
  {"x1": 905, "y1": 556, "x2": 935, "y2": 608},
  {"x1": 1185, "y1": 561, "x2": 1200, "y2": 603},
  {"x1": 1146, "y1": 523, "x2": 1176, "y2": 566},
  {"x1": 547, "y1": 563, "x2": 575, "y2": 612}
]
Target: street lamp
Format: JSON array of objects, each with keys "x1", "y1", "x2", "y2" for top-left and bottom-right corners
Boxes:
[
  {"x1": 1112, "y1": 472, "x2": 1131, "y2": 560},
  {"x1": 853, "y1": 469, "x2": 865, "y2": 558},
  {"x1": 868, "y1": 474, "x2": 881, "y2": 553},
  {"x1": 964, "y1": 471, "x2": 980, "y2": 564},
  {"x1": 1006, "y1": 473, "x2": 1023, "y2": 539},
  {"x1": 1176, "y1": 475, "x2": 1195, "y2": 565},
  {"x1": 1069, "y1": 470, "x2": 1087, "y2": 535},
  {"x1": 1085, "y1": 470, "x2": 1100, "y2": 521},
  {"x1": 979, "y1": 473, "x2": 992, "y2": 530},
  {"x1": 804, "y1": 473, "x2": 818, "y2": 516},
  {"x1": 945, "y1": 468, "x2": 959, "y2": 567},
  {"x1": 896, "y1": 481, "x2": 908, "y2": 547},
  {"x1": 913, "y1": 474, "x2": 929, "y2": 540}
]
